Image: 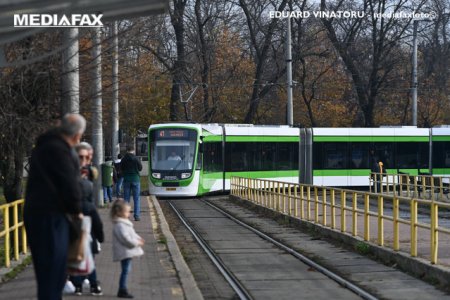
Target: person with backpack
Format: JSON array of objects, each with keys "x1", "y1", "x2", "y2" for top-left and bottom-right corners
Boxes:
[{"x1": 101, "y1": 157, "x2": 116, "y2": 203}]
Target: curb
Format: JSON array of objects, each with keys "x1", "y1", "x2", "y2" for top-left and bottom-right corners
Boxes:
[
  {"x1": 148, "y1": 196, "x2": 204, "y2": 300},
  {"x1": 0, "y1": 254, "x2": 32, "y2": 283}
]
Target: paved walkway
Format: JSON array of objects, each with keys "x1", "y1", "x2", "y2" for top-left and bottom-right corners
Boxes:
[{"x1": 0, "y1": 196, "x2": 194, "y2": 300}]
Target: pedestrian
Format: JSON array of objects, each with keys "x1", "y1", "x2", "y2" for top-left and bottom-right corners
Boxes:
[
  {"x1": 114, "y1": 153, "x2": 124, "y2": 198},
  {"x1": 370, "y1": 149, "x2": 384, "y2": 193},
  {"x1": 24, "y1": 113, "x2": 85, "y2": 300},
  {"x1": 70, "y1": 143, "x2": 105, "y2": 296},
  {"x1": 120, "y1": 147, "x2": 143, "y2": 221},
  {"x1": 79, "y1": 141, "x2": 98, "y2": 182},
  {"x1": 111, "y1": 200, "x2": 145, "y2": 298},
  {"x1": 101, "y1": 157, "x2": 115, "y2": 203}
]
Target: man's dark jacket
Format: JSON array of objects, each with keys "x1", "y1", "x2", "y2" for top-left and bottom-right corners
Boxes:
[
  {"x1": 25, "y1": 128, "x2": 82, "y2": 215},
  {"x1": 120, "y1": 152, "x2": 142, "y2": 181}
]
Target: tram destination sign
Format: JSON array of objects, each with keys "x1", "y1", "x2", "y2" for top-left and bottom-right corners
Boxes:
[{"x1": 157, "y1": 129, "x2": 189, "y2": 138}]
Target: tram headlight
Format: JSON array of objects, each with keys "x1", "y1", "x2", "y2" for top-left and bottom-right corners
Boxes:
[
  {"x1": 181, "y1": 172, "x2": 191, "y2": 179},
  {"x1": 152, "y1": 172, "x2": 161, "y2": 179}
]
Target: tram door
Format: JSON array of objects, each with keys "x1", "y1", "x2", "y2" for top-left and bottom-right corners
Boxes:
[{"x1": 300, "y1": 128, "x2": 313, "y2": 185}]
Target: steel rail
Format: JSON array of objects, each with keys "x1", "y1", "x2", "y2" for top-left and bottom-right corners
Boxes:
[
  {"x1": 203, "y1": 199, "x2": 379, "y2": 300},
  {"x1": 167, "y1": 200, "x2": 253, "y2": 300}
]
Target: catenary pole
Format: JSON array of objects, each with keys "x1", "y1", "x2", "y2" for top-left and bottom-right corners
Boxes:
[
  {"x1": 61, "y1": 28, "x2": 80, "y2": 114},
  {"x1": 92, "y1": 27, "x2": 104, "y2": 207},
  {"x1": 112, "y1": 22, "x2": 120, "y2": 160},
  {"x1": 286, "y1": 17, "x2": 293, "y2": 126},
  {"x1": 411, "y1": 20, "x2": 418, "y2": 126}
]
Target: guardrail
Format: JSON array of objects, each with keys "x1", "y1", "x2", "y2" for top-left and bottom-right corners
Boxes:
[
  {"x1": 230, "y1": 176, "x2": 450, "y2": 265},
  {"x1": 0, "y1": 199, "x2": 27, "y2": 268},
  {"x1": 370, "y1": 172, "x2": 450, "y2": 200}
]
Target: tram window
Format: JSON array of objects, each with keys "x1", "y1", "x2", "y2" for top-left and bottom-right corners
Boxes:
[
  {"x1": 350, "y1": 143, "x2": 369, "y2": 169},
  {"x1": 322, "y1": 143, "x2": 348, "y2": 169},
  {"x1": 204, "y1": 142, "x2": 222, "y2": 173},
  {"x1": 276, "y1": 143, "x2": 298, "y2": 170},
  {"x1": 397, "y1": 142, "x2": 429, "y2": 169},
  {"x1": 224, "y1": 142, "x2": 298, "y2": 172},
  {"x1": 246, "y1": 142, "x2": 261, "y2": 171},
  {"x1": 313, "y1": 143, "x2": 323, "y2": 169},
  {"x1": 261, "y1": 143, "x2": 275, "y2": 170},
  {"x1": 374, "y1": 143, "x2": 394, "y2": 169},
  {"x1": 433, "y1": 142, "x2": 450, "y2": 168},
  {"x1": 225, "y1": 143, "x2": 247, "y2": 171}
]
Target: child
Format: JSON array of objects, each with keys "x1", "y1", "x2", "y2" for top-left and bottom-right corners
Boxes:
[{"x1": 111, "y1": 200, "x2": 145, "y2": 298}]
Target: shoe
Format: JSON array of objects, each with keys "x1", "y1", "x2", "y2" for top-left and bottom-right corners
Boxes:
[
  {"x1": 91, "y1": 285, "x2": 103, "y2": 296},
  {"x1": 134, "y1": 216, "x2": 140, "y2": 221},
  {"x1": 117, "y1": 289, "x2": 134, "y2": 298},
  {"x1": 74, "y1": 286, "x2": 82, "y2": 296},
  {"x1": 63, "y1": 281, "x2": 75, "y2": 294}
]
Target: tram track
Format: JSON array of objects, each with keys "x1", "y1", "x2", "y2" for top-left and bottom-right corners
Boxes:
[
  {"x1": 167, "y1": 198, "x2": 378, "y2": 300},
  {"x1": 168, "y1": 200, "x2": 252, "y2": 300}
]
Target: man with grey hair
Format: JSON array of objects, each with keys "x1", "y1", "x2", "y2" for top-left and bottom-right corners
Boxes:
[{"x1": 24, "y1": 113, "x2": 86, "y2": 300}]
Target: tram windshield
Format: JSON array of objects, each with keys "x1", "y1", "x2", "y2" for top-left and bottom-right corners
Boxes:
[{"x1": 150, "y1": 128, "x2": 197, "y2": 171}]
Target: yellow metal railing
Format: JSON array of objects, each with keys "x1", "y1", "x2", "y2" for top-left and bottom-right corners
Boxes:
[
  {"x1": 230, "y1": 176, "x2": 450, "y2": 265},
  {"x1": 370, "y1": 172, "x2": 450, "y2": 201},
  {"x1": 0, "y1": 199, "x2": 27, "y2": 268}
]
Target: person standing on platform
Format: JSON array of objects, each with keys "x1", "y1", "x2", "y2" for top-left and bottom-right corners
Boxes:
[
  {"x1": 120, "y1": 147, "x2": 142, "y2": 221},
  {"x1": 114, "y1": 153, "x2": 124, "y2": 198},
  {"x1": 70, "y1": 143, "x2": 104, "y2": 296},
  {"x1": 101, "y1": 158, "x2": 115, "y2": 203},
  {"x1": 24, "y1": 114, "x2": 85, "y2": 300},
  {"x1": 111, "y1": 200, "x2": 144, "y2": 298},
  {"x1": 79, "y1": 141, "x2": 98, "y2": 183},
  {"x1": 370, "y1": 149, "x2": 383, "y2": 193}
]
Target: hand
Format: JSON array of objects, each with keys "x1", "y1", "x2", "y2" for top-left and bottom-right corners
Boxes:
[{"x1": 138, "y1": 238, "x2": 145, "y2": 246}]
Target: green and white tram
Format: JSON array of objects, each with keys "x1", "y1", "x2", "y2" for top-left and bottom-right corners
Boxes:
[
  {"x1": 147, "y1": 123, "x2": 450, "y2": 197},
  {"x1": 148, "y1": 123, "x2": 299, "y2": 196}
]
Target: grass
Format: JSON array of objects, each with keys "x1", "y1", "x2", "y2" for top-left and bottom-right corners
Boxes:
[
  {"x1": 355, "y1": 241, "x2": 370, "y2": 255},
  {"x1": 2, "y1": 255, "x2": 32, "y2": 282}
]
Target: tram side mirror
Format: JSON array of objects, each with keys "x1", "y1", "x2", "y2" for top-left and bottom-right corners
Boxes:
[{"x1": 199, "y1": 138, "x2": 203, "y2": 153}]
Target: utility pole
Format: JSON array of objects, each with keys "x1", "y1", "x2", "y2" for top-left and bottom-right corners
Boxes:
[
  {"x1": 112, "y1": 21, "x2": 120, "y2": 160},
  {"x1": 411, "y1": 20, "x2": 418, "y2": 126},
  {"x1": 92, "y1": 27, "x2": 104, "y2": 207},
  {"x1": 286, "y1": 17, "x2": 293, "y2": 126},
  {"x1": 61, "y1": 28, "x2": 79, "y2": 114}
]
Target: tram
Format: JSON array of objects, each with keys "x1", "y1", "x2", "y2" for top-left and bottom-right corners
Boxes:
[{"x1": 147, "y1": 123, "x2": 450, "y2": 197}]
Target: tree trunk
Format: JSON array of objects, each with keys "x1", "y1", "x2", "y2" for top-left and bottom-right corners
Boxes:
[{"x1": 169, "y1": 0, "x2": 187, "y2": 121}]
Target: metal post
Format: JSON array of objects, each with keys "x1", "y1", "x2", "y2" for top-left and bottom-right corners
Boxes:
[
  {"x1": 411, "y1": 20, "x2": 418, "y2": 126},
  {"x1": 286, "y1": 17, "x2": 293, "y2": 126},
  {"x1": 112, "y1": 22, "x2": 120, "y2": 160},
  {"x1": 61, "y1": 28, "x2": 80, "y2": 114},
  {"x1": 92, "y1": 27, "x2": 104, "y2": 207}
]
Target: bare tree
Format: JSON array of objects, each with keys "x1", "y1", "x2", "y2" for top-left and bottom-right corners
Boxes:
[
  {"x1": 0, "y1": 34, "x2": 60, "y2": 202},
  {"x1": 238, "y1": 0, "x2": 289, "y2": 123},
  {"x1": 320, "y1": 0, "x2": 426, "y2": 126}
]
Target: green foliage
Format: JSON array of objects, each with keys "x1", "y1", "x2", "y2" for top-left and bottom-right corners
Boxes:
[{"x1": 355, "y1": 241, "x2": 370, "y2": 255}]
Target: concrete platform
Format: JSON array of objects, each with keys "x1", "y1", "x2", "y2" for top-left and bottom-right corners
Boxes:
[{"x1": 0, "y1": 196, "x2": 201, "y2": 300}]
